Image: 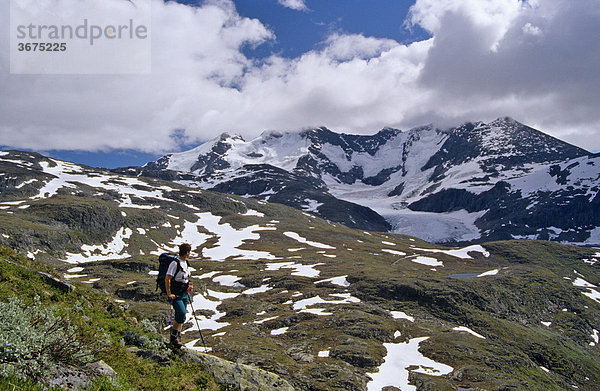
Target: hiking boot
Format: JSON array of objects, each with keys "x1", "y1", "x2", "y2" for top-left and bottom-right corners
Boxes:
[
  {"x1": 176, "y1": 331, "x2": 183, "y2": 348},
  {"x1": 170, "y1": 328, "x2": 182, "y2": 349}
]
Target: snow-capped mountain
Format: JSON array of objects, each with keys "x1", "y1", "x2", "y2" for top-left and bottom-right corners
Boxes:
[
  {"x1": 2, "y1": 149, "x2": 600, "y2": 390},
  {"x1": 122, "y1": 117, "x2": 600, "y2": 245}
]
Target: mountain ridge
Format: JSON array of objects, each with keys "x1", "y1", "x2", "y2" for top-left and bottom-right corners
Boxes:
[{"x1": 122, "y1": 117, "x2": 599, "y2": 245}]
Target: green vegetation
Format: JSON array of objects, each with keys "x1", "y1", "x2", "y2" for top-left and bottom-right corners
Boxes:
[{"x1": 0, "y1": 246, "x2": 226, "y2": 390}]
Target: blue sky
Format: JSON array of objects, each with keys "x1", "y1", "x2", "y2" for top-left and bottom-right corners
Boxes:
[
  {"x1": 2, "y1": 0, "x2": 600, "y2": 168},
  {"x1": 231, "y1": 0, "x2": 430, "y2": 58}
]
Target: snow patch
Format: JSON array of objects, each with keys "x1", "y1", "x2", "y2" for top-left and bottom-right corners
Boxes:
[
  {"x1": 382, "y1": 249, "x2": 406, "y2": 256},
  {"x1": 242, "y1": 209, "x2": 264, "y2": 217},
  {"x1": 184, "y1": 290, "x2": 240, "y2": 331},
  {"x1": 184, "y1": 339, "x2": 211, "y2": 353},
  {"x1": 411, "y1": 256, "x2": 443, "y2": 267},
  {"x1": 301, "y1": 308, "x2": 333, "y2": 316},
  {"x1": 583, "y1": 227, "x2": 600, "y2": 245},
  {"x1": 213, "y1": 275, "x2": 244, "y2": 288},
  {"x1": 453, "y1": 326, "x2": 486, "y2": 339},
  {"x1": 265, "y1": 261, "x2": 324, "y2": 278},
  {"x1": 302, "y1": 199, "x2": 323, "y2": 212},
  {"x1": 315, "y1": 275, "x2": 350, "y2": 287},
  {"x1": 195, "y1": 271, "x2": 220, "y2": 279},
  {"x1": 477, "y1": 269, "x2": 499, "y2": 277},
  {"x1": 582, "y1": 288, "x2": 600, "y2": 304},
  {"x1": 293, "y1": 294, "x2": 360, "y2": 314},
  {"x1": 271, "y1": 327, "x2": 288, "y2": 336},
  {"x1": 590, "y1": 329, "x2": 599, "y2": 346},
  {"x1": 390, "y1": 311, "x2": 415, "y2": 322},
  {"x1": 63, "y1": 227, "x2": 132, "y2": 264},
  {"x1": 283, "y1": 232, "x2": 335, "y2": 249},
  {"x1": 573, "y1": 277, "x2": 597, "y2": 288},
  {"x1": 64, "y1": 274, "x2": 87, "y2": 279},
  {"x1": 254, "y1": 316, "x2": 279, "y2": 324},
  {"x1": 15, "y1": 179, "x2": 37, "y2": 189},
  {"x1": 367, "y1": 337, "x2": 454, "y2": 391},
  {"x1": 243, "y1": 285, "x2": 272, "y2": 295},
  {"x1": 193, "y1": 212, "x2": 276, "y2": 261},
  {"x1": 413, "y1": 245, "x2": 489, "y2": 259}
]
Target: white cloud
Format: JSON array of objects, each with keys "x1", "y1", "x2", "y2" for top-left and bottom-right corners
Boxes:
[
  {"x1": 1, "y1": 0, "x2": 600, "y2": 153},
  {"x1": 522, "y1": 22, "x2": 542, "y2": 36},
  {"x1": 277, "y1": 0, "x2": 308, "y2": 11}
]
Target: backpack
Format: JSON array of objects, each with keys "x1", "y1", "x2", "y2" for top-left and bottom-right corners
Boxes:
[{"x1": 156, "y1": 253, "x2": 181, "y2": 294}]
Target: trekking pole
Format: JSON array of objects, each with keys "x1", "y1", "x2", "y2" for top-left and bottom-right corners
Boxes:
[{"x1": 188, "y1": 294, "x2": 208, "y2": 351}]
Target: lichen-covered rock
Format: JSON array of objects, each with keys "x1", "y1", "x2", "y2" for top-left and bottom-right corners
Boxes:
[
  {"x1": 180, "y1": 350, "x2": 295, "y2": 391},
  {"x1": 86, "y1": 360, "x2": 117, "y2": 377},
  {"x1": 46, "y1": 361, "x2": 117, "y2": 390}
]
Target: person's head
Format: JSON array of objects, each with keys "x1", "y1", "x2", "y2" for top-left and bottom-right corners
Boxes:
[{"x1": 179, "y1": 243, "x2": 192, "y2": 259}]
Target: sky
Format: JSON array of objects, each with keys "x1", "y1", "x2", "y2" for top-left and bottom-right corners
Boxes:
[{"x1": 1, "y1": 0, "x2": 600, "y2": 168}]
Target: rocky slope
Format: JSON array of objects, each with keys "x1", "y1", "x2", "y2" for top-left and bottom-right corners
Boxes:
[
  {"x1": 1, "y1": 150, "x2": 600, "y2": 390},
  {"x1": 121, "y1": 117, "x2": 600, "y2": 245}
]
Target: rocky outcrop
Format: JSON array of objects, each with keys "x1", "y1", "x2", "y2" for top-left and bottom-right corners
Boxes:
[
  {"x1": 179, "y1": 350, "x2": 295, "y2": 391},
  {"x1": 46, "y1": 360, "x2": 117, "y2": 390}
]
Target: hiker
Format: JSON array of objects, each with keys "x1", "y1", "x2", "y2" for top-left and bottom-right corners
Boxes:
[{"x1": 165, "y1": 243, "x2": 194, "y2": 349}]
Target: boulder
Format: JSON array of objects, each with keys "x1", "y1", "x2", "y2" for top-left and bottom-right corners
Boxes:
[{"x1": 179, "y1": 350, "x2": 295, "y2": 391}]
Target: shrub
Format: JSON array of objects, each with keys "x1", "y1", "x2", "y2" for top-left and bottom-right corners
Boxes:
[
  {"x1": 122, "y1": 329, "x2": 167, "y2": 351},
  {"x1": 0, "y1": 296, "x2": 107, "y2": 382}
]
